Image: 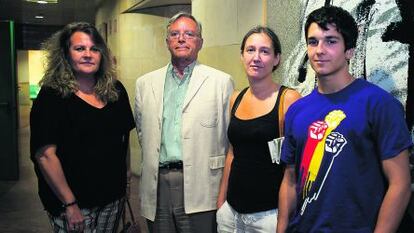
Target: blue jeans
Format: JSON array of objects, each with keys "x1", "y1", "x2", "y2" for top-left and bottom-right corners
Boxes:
[{"x1": 216, "y1": 201, "x2": 277, "y2": 233}]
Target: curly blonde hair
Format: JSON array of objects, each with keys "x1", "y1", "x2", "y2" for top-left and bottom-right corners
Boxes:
[{"x1": 40, "y1": 22, "x2": 118, "y2": 102}]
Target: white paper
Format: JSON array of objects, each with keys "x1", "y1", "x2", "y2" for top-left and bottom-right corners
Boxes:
[{"x1": 268, "y1": 136, "x2": 284, "y2": 164}]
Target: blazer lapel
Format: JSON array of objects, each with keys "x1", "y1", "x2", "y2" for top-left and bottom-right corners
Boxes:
[{"x1": 183, "y1": 63, "x2": 208, "y2": 110}]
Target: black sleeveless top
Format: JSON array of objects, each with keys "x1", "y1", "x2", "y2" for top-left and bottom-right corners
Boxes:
[{"x1": 227, "y1": 86, "x2": 286, "y2": 213}]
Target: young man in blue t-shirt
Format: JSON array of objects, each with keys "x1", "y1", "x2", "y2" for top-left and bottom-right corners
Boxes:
[{"x1": 277, "y1": 6, "x2": 412, "y2": 233}]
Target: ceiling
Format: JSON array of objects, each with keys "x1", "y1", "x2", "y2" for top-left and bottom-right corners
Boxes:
[
  {"x1": 0, "y1": 0, "x2": 191, "y2": 26},
  {"x1": 0, "y1": 0, "x2": 101, "y2": 26},
  {"x1": 124, "y1": 0, "x2": 190, "y2": 13},
  {"x1": 0, "y1": 0, "x2": 190, "y2": 49}
]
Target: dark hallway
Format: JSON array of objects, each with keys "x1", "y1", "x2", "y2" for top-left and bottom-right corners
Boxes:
[{"x1": 0, "y1": 105, "x2": 49, "y2": 232}]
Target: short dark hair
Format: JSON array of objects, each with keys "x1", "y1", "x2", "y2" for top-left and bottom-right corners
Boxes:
[
  {"x1": 304, "y1": 6, "x2": 358, "y2": 50},
  {"x1": 240, "y1": 26, "x2": 281, "y2": 71}
]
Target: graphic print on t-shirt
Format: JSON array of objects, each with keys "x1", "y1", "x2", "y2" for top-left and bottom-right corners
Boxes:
[{"x1": 299, "y1": 110, "x2": 348, "y2": 215}]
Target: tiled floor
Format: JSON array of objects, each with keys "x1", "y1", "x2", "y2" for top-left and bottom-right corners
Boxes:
[{"x1": 0, "y1": 106, "x2": 148, "y2": 233}]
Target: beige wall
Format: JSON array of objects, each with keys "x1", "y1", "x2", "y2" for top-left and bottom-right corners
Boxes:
[
  {"x1": 28, "y1": 50, "x2": 46, "y2": 86},
  {"x1": 95, "y1": 0, "x2": 265, "y2": 175},
  {"x1": 17, "y1": 50, "x2": 30, "y2": 105},
  {"x1": 17, "y1": 50, "x2": 46, "y2": 106},
  {"x1": 194, "y1": 0, "x2": 265, "y2": 90}
]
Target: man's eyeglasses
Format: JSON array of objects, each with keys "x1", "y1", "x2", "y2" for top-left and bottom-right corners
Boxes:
[{"x1": 168, "y1": 31, "x2": 198, "y2": 40}]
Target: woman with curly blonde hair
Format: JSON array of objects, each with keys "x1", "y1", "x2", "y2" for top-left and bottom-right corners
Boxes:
[
  {"x1": 40, "y1": 22, "x2": 118, "y2": 102},
  {"x1": 30, "y1": 22, "x2": 135, "y2": 233}
]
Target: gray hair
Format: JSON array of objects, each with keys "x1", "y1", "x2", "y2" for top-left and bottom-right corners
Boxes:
[{"x1": 167, "y1": 12, "x2": 203, "y2": 38}]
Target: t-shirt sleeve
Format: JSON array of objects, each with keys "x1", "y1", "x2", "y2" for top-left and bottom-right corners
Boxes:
[
  {"x1": 30, "y1": 87, "x2": 62, "y2": 161},
  {"x1": 371, "y1": 96, "x2": 413, "y2": 160},
  {"x1": 116, "y1": 81, "x2": 135, "y2": 132},
  {"x1": 281, "y1": 106, "x2": 297, "y2": 164}
]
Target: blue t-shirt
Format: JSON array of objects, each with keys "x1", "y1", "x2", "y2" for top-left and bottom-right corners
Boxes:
[{"x1": 281, "y1": 79, "x2": 412, "y2": 233}]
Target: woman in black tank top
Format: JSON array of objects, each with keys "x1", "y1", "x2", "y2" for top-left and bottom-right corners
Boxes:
[{"x1": 216, "y1": 26, "x2": 301, "y2": 232}]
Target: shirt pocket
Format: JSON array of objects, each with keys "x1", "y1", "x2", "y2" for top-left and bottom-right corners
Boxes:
[{"x1": 209, "y1": 155, "x2": 225, "y2": 169}]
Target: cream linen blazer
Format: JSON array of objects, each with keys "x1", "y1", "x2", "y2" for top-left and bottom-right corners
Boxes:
[{"x1": 134, "y1": 62, "x2": 234, "y2": 221}]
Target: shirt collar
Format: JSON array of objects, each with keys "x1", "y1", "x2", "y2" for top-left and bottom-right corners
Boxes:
[{"x1": 167, "y1": 61, "x2": 196, "y2": 84}]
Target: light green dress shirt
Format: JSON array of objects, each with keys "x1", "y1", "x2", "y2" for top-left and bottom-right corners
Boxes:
[{"x1": 159, "y1": 62, "x2": 196, "y2": 165}]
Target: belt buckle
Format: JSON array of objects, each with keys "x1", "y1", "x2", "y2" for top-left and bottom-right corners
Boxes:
[{"x1": 160, "y1": 161, "x2": 182, "y2": 170}]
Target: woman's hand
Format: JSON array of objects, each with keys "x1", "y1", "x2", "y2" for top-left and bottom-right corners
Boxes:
[
  {"x1": 65, "y1": 204, "x2": 85, "y2": 232},
  {"x1": 35, "y1": 146, "x2": 85, "y2": 231}
]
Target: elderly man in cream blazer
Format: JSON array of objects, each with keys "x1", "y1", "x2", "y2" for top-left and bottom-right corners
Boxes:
[{"x1": 134, "y1": 12, "x2": 233, "y2": 233}]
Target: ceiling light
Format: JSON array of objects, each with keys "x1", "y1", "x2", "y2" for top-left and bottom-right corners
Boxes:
[
  {"x1": 35, "y1": 14, "x2": 44, "y2": 19},
  {"x1": 25, "y1": 0, "x2": 58, "y2": 4}
]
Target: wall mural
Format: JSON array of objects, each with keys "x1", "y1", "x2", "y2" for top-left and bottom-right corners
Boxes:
[{"x1": 282, "y1": 0, "x2": 414, "y2": 148}]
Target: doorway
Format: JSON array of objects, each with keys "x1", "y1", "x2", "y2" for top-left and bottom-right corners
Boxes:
[{"x1": 0, "y1": 20, "x2": 19, "y2": 180}]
